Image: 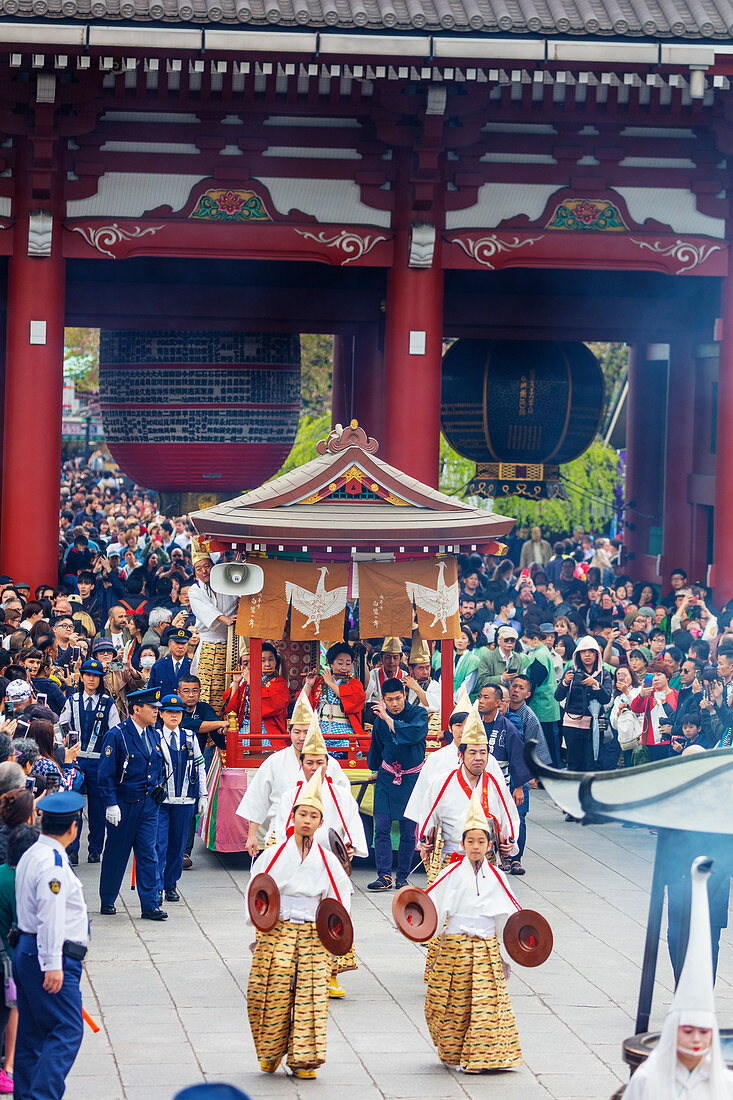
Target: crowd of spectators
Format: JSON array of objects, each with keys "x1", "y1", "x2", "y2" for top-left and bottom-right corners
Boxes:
[{"x1": 452, "y1": 523, "x2": 733, "y2": 790}]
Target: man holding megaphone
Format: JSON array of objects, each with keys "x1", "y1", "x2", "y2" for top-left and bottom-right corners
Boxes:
[{"x1": 187, "y1": 543, "x2": 239, "y2": 715}]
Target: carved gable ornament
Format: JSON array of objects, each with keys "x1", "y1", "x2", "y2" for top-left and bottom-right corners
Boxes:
[{"x1": 189, "y1": 188, "x2": 271, "y2": 222}]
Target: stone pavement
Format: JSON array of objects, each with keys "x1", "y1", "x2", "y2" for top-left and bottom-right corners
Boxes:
[{"x1": 67, "y1": 791, "x2": 733, "y2": 1100}]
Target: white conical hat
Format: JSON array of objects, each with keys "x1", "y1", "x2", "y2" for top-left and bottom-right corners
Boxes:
[
  {"x1": 631, "y1": 856, "x2": 733, "y2": 1100},
  {"x1": 301, "y1": 712, "x2": 328, "y2": 757},
  {"x1": 293, "y1": 769, "x2": 324, "y2": 815},
  {"x1": 451, "y1": 685, "x2": 472, "y2": 719},
  {"x1": 672, "y1": 856, "x2": 716, "y2": 1025},
  {"x1": 463, "y1": 789, "x2": 490, "y2": 836},
  {"x1": 461, "y1": 701, "x2": 488, "y2": 746},
  {"x1": 289, "y1": 688, "x2": 314, "y2": 727}
]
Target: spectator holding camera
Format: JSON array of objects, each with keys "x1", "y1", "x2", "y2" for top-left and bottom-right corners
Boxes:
[{"x1": 554, "y1": 636, "x2": 612, "y2": 774}]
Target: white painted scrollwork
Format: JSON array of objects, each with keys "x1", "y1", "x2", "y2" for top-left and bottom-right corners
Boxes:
[
  {"x1": 629, "y1": 238, "x2": 722, "y2": 274},
  {"x1": 449, "y1": 234, "x2": 545, "y2": 268},
  {"x1": 69, "y1": 222, "x2": 164, "y2": 258},
  {"x1": 293, "y1": 228, "x2": 387, "y2": 264}
]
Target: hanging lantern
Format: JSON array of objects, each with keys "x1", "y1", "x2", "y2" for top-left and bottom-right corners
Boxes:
[
  {"x1": 99, "y1": 331, "x2": 301, "y2": 497},
  {"x1": 441, "y1": 339, "x2": 604, "y2": 499}
]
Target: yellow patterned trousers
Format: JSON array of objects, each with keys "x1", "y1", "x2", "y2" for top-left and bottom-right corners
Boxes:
[
  {"x1": 198, "y1": 640, "x2": 227, "y2": 716},
  {"x1": 332, "y1": 944, "x2": 358, "y2": 977},
  {"x1": 247, "y1": 919, "x2": 332, "y2": 1070},
  {"x1": 425, "y1": 933, "x2": 522, "y2": 1072}
]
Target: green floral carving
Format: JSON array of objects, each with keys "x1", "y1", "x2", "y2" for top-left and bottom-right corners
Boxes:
[
  {"x1": 190, "y1": 189, "x2": 270, "y2": 222},
  {"x1": 547, "y1": 199, "x2": 626, "y2": 232}
]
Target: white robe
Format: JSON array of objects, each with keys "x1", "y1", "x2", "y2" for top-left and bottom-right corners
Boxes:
[
  {"x1": 428, "y1": 854, "x2": 521, "y2": 937},
  {"x1": 406, "y1": 678, "x2": 442, "y2": 712},
  {"x1": 235, "y1": 745, "x2": 349, "y2": 829},
  {"x1": 248, "y1": 835, "x2": 352, "y2": 925},
  {"x1": 404, "y1": 742, "x2": 460, "y2": 824},
  {"x1": 271, "y1": 770, "x2": 368, "y2": 858},
  {"x1": 622, "y1": 1014, "x2": 733, "y2": 1100},
  {"x1": 623, "y1": 1056, "x2": 732, "y2": 1098},
  {"x1": 409, "y1": 765, "x2": 520, "y2": 857},
  {"x1": 188, "y1": 581, "x2": 239, "y2": 646},
  {"x1": 365, "y1": 665, "x2": 406, "y2": 703}
]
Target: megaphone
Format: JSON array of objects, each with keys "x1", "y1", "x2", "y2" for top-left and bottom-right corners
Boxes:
[{"x1": 209, "y1": 560, "x2": 264, "y2": 596}]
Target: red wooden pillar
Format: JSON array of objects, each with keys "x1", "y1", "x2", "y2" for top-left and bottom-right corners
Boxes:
[
  {"x1": 660, "y1": 338, "x2": 695, "y2": 584},
  {"x1": 331, "y1": 335, "x2": 349, "y2": 428},
  {"x1": 441, "y1": 638, "x2": 454, "y2": 733},
  {"x1": 712, "y1": 276, "x2": 733, "y2": 599},
  {"x1": 352, "y1": 324, "x2": 385, "y2": 443},
  {"x1": 1, "y1": 155, "x2": 65, "y2": 589},
  {"x1": 383, "y1": 229, "x2": 443, "y2": 486},
  {"x1": 624, "y1": 343, "x2": 666, "y2": 583}
]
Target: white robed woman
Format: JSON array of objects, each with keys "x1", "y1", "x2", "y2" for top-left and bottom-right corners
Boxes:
[{"x1": 622, "y1": 855, "x2": 733, "y2": 1099}]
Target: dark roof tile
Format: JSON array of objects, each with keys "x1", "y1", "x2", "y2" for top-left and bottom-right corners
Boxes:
[{"x1": 6, "y1": 0, "x2": 733, "y2": 35}]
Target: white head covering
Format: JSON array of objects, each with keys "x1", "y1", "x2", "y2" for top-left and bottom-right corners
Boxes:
[{"x1": 623, "y1": 856, "x2": 733, "y2": 1099}]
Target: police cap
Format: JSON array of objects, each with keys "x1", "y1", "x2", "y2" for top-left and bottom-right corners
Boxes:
[
  {"x1": 40, "y1": 791, "x2": 85, "y2": 818},
  {"x1": 159, "y1": 693, "x2": 185, "y2": 712},
  {"x1": 127, "y1": 687, "x2": 162, "y2": 708},
  {"x1": 80, "y1": 659, "x2": 105, "y2": 677},
  {"x1": 170, "y1": 628, "x2": 192, "y2": 643}
]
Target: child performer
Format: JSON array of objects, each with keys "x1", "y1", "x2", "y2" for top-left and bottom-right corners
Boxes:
[
  {"x1": 424, "y1": 792, "x2": 523, "y2": 1074},
  {"x1": 270, "y1": 713, "x2": 367, "y2": 998},
  {"x1": 247, "y1": 771, "x2": 352, "y2": 1079},
  {"x1": 155, "y1": 693, "x2": 207, "y2": 903}
]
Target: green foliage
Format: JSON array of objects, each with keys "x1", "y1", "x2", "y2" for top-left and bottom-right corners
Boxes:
[
  {"x1": 275, "y1": 413, "x2": 331, "y2": 478},
  {"x1": 587, "y1": 341, "x2": 628, "y2": 419},
  {"x1": 300, "y1": 334, "x2": 333, "y2": 417},
  {"x1": 64, "y1": 328, "x2": 99, "y2": 392},
  {"x1": 485, "y1": 439, "x2": 618, "y2": 532}
]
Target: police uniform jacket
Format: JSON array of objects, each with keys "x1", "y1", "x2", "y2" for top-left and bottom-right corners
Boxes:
[
  {"x1": 97, "y1": 717, "x2": 165, "y2": 806},
  {"x1": 147, "y1": 654, "x2": 192, "y2": 697},
  {"x1": 59, "y1": 691, "x2": 120, "y2": 760},
  {"x1": 157, "y1": 725, "x2": 206, "y2": 805},
  {"x1": 15, "y1": 835, "x2": 88, "y2": 971}
]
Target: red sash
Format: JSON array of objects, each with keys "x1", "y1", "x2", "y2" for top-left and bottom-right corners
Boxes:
[
  {"x1": 325, "y1": 775, "x2": 353, "y2": 846},
  {"x1": 318, "y1": 844, "x2": 343, "y2": 906},
  {"x1": 456, "y1": 768, "x2": 513, "y2": 841}
]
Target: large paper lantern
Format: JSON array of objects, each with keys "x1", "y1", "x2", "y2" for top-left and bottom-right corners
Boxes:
[
  {"x1": 99, "y1": 331, "x2": 301, "y2": 492},
  {"x1": 441, "y1": 339, "x2": 604, "y2": 499}
]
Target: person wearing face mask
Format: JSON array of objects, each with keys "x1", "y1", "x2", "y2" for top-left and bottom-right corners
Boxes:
[
  {"x1": 138, "y1": 645, "x2": 159, "y2": 684},
  {"x1": 491, "y1": 594, "x2": 521, "y2": 636}
]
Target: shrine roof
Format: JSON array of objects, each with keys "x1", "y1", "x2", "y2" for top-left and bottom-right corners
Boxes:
[
  {"x1": 9, "y1": 0, "x2": 733, "y2": 39},
  {"x1": 190, "y1": 420, "x2": 515, "y2": 551}
]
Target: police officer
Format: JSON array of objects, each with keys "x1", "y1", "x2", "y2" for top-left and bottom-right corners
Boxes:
[
  {"x1": 155, "y1": 693, "x2": 207, "y2": 903},
  {"x1": 98, "y1": 687, "x2": 168, "y2": 921},
  {"x1": 13, "y1": 791, "x2": 89, "y2": 1100},
  {"x1": 60, "y1": 658, "x2": 120, "y2": 864},
  {"x1": 148, "y1": 629, "x2": 192, "y2": 697}
]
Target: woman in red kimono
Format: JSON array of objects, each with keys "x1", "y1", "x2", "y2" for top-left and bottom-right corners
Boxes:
[
  {"x1": 224, "y1": 642, "x2": 291, "y2": 751},
  {"x1": 305, "y1": 643, "x2": 367, "y2": 756}
]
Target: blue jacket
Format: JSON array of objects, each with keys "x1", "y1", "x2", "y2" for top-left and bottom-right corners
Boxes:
[
  {"x1": 97, "y1": 717, "x2": 165, "y2": 806},
  {"x1": 148, "y1": 654, "x2": 192, "y2": 697}
]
